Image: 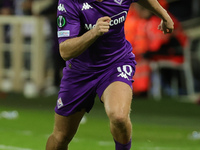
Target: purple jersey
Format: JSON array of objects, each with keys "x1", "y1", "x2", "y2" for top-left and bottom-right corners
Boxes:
[{"x1": 57, "y1": 0, "x2": 138, "y2": 70}]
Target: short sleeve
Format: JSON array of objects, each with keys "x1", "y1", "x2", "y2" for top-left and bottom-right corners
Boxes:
[{"x1": 57, "y1": 0, "x2": 81, "y2": 44}]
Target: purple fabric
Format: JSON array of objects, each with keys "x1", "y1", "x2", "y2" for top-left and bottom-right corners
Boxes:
[
  {"x1": 57, "y1": 0, "x2": 137, "y2": 70},
  {"x1": 55, "y1": 0, "x2": 138, "y2": 116},
  {"x1": 114, "y1": 138, "x2": 132, "y2": 150},
  {"x1": 55, "y1": 53, "x2": 136, "y2": 116}
]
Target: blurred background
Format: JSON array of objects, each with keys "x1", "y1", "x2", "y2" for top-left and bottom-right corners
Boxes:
[
  {"x1": 0, "y1": 0, "x2": 65, "y2": 98},
  {"x1": 0, "y1": 0, "x2": 200, "y2": 150}
]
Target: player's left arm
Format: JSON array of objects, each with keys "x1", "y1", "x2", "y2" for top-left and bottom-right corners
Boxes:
[{"x1": 136, "y1": 0, "x2": 174, "y2": 34}]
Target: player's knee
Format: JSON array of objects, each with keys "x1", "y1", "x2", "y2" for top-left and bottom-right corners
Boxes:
[
  {"x1": 53, "y1": 131, "x2": 73, "y2": 146},
  {"x1": 108, "y1": 112, "x2": 129, "y2": 128}
]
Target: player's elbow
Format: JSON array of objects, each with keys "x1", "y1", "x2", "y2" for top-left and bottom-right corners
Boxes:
[
  {"x1": 60, "y1": 50, "x2": 71, "y2": 61},
  {"x1": 59, "y1": 43, "x2": 72, "y2": 61}
]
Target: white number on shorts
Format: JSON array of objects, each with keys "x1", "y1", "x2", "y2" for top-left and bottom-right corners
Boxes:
[
  {"x1": 117, "y1": 65, "x2": 133, "y2": 80},
  {"x1": 117, "y1": 65, "x2": 132, "y2": 76}
]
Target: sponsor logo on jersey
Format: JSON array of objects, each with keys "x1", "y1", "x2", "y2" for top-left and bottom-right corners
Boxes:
[
  {"x1": 114, "y1": 0, "x2": 123, "y2": 5},
  {"x1": 58, "y1": 30, "x2": 70, "y2": 37},
  {"x1": 57, "y1": 15, "x2": 66, "y2": 28},
  {"x1": 110, "y1": 11, "x2": 127, "y2": 26},
  {"x1": 57, "y1": 97, "x2": 64, "y2": 109},
  {"x1": 58, "y1": 3, "x2": 66, "y2": 12},
  {"x1": 82, "y1": 2, "x2": 93, "y2": 11},
  {"x1": 84, "y1": 11, "x2": 127, "y2": 30},
  {"x1": 85, "y1": 24, "x2": 96, "y2": 30}
]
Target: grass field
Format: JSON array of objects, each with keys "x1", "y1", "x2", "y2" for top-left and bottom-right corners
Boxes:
[{"x1": 0, "y1": 93, "x2": 200, "y2": 150}]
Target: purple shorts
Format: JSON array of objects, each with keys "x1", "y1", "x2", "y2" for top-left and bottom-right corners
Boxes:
[{"x1": 55, "y1": 54, "x2": 137, "y2": 116}]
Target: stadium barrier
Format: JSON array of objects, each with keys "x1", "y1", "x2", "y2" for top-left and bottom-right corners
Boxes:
[
  {"x1": 150, "y1": 21, "x2": 200, "y2": 101},
  {"x1": 0, "y1": 16, "x2": 45, "y2": 94}
]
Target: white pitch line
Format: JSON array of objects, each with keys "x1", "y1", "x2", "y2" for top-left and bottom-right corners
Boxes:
[
  {"x1": 98, "y1": 141, "x2": 113, "y2": 146},
  {"x1": 138, "y1": 147, "x2": 195, "y2": 150},
  {"x1": 0, "y1": 145, "x2": 32, "y2": 150}
]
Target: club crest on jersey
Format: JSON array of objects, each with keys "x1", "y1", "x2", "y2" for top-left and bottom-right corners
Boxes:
[
  {"x1": 114, "y1": 0, "x2": 123, "y2": 5},
  {"x1": 57, "y1": 97, "x2": 64, "y2": 109},
  {"x1": 57, "y1": 15, "x2": 66, "y2": 28}
]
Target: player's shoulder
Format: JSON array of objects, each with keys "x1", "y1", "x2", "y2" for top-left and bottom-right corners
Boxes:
[
  {"x1": 58, "y1": 0, "x2": 80, "y2": 9},
  {"x1": 59, "y1": 0, "x2": 83, "y2": 8},
  {"x1": 58, "y1": 0, "x2": 81, "y2": 15}
]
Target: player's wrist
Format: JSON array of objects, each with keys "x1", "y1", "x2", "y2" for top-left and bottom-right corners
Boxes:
[
  {"x1": 91, "y1": 27, "x2": 102, "y2": 37},
  {"x1": 159, "y1": 9, "x2": 172, "y2": 22}
]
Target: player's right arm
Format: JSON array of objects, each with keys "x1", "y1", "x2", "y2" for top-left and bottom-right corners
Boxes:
[{"x1": 59, "y1": 16, "x2": 111, "y2": 61}]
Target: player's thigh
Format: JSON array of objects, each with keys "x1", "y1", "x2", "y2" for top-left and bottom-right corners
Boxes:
[
  {"x1": 101, "y1": 81, "x2": 133, "y2": 118},
  {"x1": 53, "y1": 109, "x2": 85, "y2": 140}
]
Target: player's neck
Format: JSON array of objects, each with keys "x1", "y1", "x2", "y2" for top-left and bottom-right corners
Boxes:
[{"x1": 96, "y1": 0, "x2": 103, "y2": 2}]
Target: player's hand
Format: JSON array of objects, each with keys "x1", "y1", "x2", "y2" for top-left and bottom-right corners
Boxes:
[
  {"x1": 158, "y1": 18, "x2": 174, "y2": 34},
  {"x1": 93, "y1": 16, "x2": 111, "y2": 36}
]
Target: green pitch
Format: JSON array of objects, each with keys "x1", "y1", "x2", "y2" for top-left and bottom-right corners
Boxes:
[{"x1": 0, "y1": 93, "x2": 200, "y2": 150}]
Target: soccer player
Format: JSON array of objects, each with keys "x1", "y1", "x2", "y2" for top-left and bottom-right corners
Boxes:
[{"x1": 46, "y1": 0, "x2": 174, "y2": 150}]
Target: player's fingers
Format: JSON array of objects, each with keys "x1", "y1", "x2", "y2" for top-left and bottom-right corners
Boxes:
[
  {"x1": 97, "y1": 17, "x2": 111, "y2": 28},
  {"x1": 94, "y1": 16, "x2": 111, "y2": 36},
  {"x1": 158, "y1": 24, "x2": 163, "y2": 31},
  {"x1": 167, "y1": 28, "x2": 173, "y2": 33},
  {"x1": 99, "y1": 16, "x2": 111, "y2": 22},
  {"x1": 163, "y1": 27, "x2": 173, "y2": 34},
  {"x1": 99, "y1": 24, "x2": 110, "y2": 32},
  {"x1": 163, "y1": 27, "x2": 168, "y2": 34},
  {"x1": 94, "y1": 23, "x2": 110, "y2": 36},
  {"x1": 97, "y1": 17, "x2": 111, "y2": 27}
]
